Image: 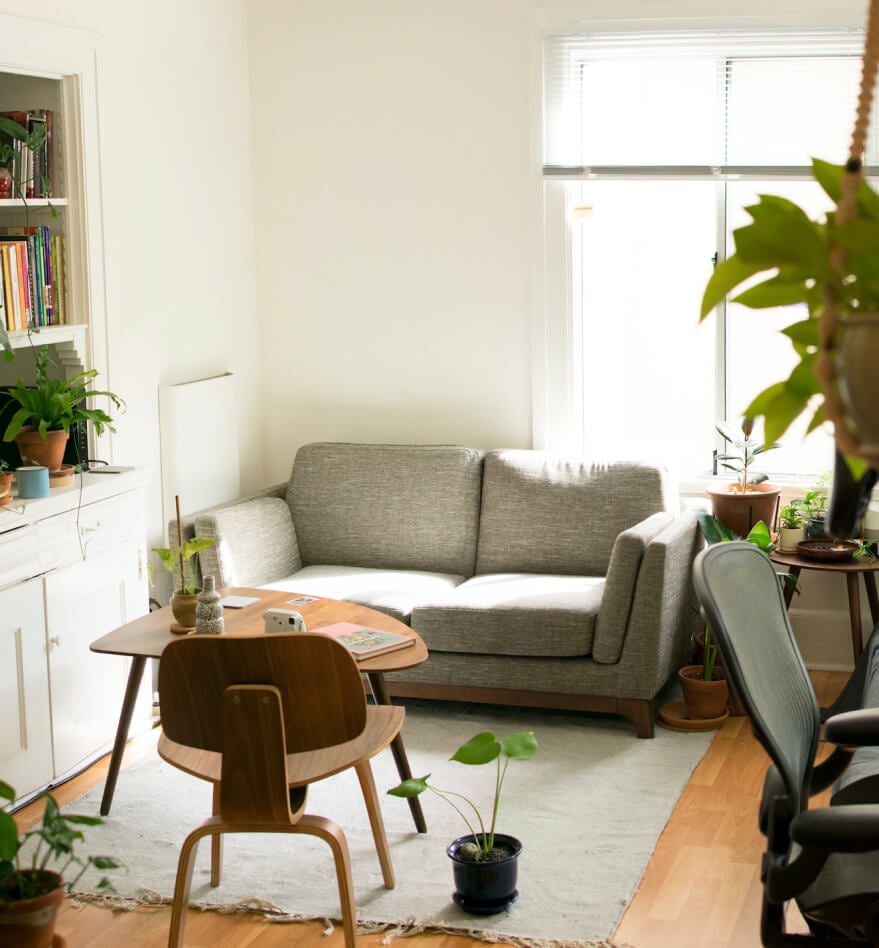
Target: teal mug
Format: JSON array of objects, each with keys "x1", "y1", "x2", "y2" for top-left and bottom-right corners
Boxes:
[{"x1": 16, "y1": 466, "x2": 50, "y2": 498}]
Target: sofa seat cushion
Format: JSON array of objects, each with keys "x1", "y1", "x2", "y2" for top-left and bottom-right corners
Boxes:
[
  {"x1": 260, "y1": 565, "x2": 467, "y2": 624},
  {"x1": 411, "y1": 573, "x2": 604, "y2": 658}
]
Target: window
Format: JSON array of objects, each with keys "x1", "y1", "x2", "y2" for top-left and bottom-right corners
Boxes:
[{"x1": 540, "y1": 27, "x2": 877, "y2": 482}]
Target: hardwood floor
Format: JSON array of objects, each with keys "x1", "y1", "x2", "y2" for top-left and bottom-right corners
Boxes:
[{"x1": 15, "y1": 671, "x2": 847, "y2": 948}]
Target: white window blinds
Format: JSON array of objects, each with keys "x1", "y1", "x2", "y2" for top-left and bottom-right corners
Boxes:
[{"x1": 543, "y1": 28, "x2": 877, "y2": 174}]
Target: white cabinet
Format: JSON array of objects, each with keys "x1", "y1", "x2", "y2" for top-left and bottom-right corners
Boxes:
[
  {"x1": 0, "y1": 578, "x2": 52, "y2": 798},
  {"x1": 0, "y1": 471, "x2": 150, "y2": 802}
]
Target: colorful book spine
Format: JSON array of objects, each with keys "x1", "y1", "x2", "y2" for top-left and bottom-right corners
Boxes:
[{"x1": 50, "y1": 234, "x2": 64, "y2": 325}]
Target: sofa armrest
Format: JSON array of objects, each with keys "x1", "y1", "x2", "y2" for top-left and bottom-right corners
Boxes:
[
  {"x1": 593, "y1": 512, "x2": 674, "y2": 664},
  {"x1": 614, "y1": 509, "x2": 703, "y2": 691},
  {"x1": 167, "y1": 483, "x2": 289, "y2": 586},
  {"x1": 194, "y1": 496, "x2": 302, "y2": 589}
]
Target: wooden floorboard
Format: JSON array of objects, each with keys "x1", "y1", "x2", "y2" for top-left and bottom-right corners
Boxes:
[{"x1": 14, "y1": 670, "x2": 848, "y2": 947}]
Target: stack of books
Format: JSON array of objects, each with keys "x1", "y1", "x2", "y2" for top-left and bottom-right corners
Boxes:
[
  {"x1": 0, "y1": 226, "x2": 66, "y2": 332},
  {"x1": 0, "y1": 109, "x2": 53, "y2": 199}
]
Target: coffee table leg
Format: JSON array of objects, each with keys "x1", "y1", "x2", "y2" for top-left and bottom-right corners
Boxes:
[
  {"x1": 846, "y1": 573, "x2": 865, "y2": 664},
  {"x1": 100, "y1": 655, "x2": 148, "y2": 816},
  {"x1": 366, "y1": 671, "x2": 427, "y2": 834}
]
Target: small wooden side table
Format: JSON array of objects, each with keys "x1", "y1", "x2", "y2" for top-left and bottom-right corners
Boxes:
[{"x1": 769, "y1": 549, "x2": 879, "y2": 664}]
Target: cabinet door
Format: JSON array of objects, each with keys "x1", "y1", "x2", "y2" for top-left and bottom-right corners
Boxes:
[
  {"x1": 0, "y1": 578, "x2": 52, "y2": 798},
  {"x1": 45, "y1": 540, "x2": 146, "y2": 780}
]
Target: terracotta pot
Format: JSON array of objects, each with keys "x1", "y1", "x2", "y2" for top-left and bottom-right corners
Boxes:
[
  {"x1": 678, "y1": 665, "x2": 729, "y2": 720},
  {"x1": 170, "y1": 589, "x2": 199, "y2": 632},
  {"x1": 0, "y1": 472, "x2": 12, "y2": 506},
  {"x1": 0, "y1": 870, "x2": 64, "y2": 947},
  {"x1": 14, "y1": 428, "x2": 69, "y2": 473},
  {"x1": 707, "y1": 483, "x2": 781, "y2": 538}
]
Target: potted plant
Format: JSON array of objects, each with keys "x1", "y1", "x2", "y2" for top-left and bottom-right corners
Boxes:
[
  {"x1": 778, "y1": 501, "x2": 807, "y2": 552},
  {"x1": 151, "y1": 535, "x2": 216, "y2": 632},
  {"x1": 388, "y1": 730, "x2": 537, "y2": 914},
  {"x1": 668, "y1": 515, "x2": 778, "y2": 728},
  {"x1": 707, "y1": 417, "x2": 781, "y2": 538},
  {"x1": 699, "y1": 158, "x2": 879, "y2": 536},
  {"x1": 1, "y1": 345, "x2": 124, "y2": 472},
  {"x1": 0, "y1": 780, "x2": 119, "y2": 947}
]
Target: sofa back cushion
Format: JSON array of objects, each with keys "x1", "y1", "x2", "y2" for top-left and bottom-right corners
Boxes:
[
  {"x1": 288, "y1": 443, "x2": 484, "y2": 575},
  {"x1": 475, "y1": 451, "x2": 676, "y2": 576}
]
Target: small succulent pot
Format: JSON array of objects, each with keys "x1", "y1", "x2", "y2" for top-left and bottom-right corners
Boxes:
[
  {"x1": 447, "y1": 833, "x2": 521, "y2": 915},
  {"x1": 778, "y1": 525, "x2": 806, "y2": 553}
]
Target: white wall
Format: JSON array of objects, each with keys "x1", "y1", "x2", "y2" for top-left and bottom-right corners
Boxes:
[
  {"x1": 0, "y1": 0, "x2": 870, "y2": 666},
  {"x1": 0, "y1": 0, "x2": 261, "y2": 548}
]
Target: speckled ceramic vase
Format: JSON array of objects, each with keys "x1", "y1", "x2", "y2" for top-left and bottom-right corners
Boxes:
[{"x1": 195, "y1": 575, "x2": 224, "y2": 634}]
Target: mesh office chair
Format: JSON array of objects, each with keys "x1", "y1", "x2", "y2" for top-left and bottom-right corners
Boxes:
[
  {"x1": 157, "y1": 632, "x2": 404, "y2": 948},
  {"x1": 693, "y1": 541, "x2": 879, "y2": 946}
]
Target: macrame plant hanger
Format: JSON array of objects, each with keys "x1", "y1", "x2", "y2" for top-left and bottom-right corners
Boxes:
[{"x1": 816, "y1": 0, "x2": 879, "y2": 468}]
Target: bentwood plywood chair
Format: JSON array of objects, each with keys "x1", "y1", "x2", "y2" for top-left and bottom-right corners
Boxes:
[
  {"x1": 694, "y1": 541, "x2": 879, "y2": 945},
  {"x1": 157, "y1": 632, "x2": 404, "y2": 948}
]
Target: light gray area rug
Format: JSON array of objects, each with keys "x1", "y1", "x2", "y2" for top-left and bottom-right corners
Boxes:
[{"x1": 66, "y1": 700, "x2": 712, "y2": 946}]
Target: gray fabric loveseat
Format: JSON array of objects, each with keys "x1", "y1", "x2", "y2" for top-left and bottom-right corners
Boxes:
[{"x1": 182, "y1": 442, "x2": 703, "y2": 737}]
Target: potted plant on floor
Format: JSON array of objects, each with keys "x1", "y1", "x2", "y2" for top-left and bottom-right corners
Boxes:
[
  {"x1": 708, "y1": 418, "x2": 781, "y2": 538},
  {"x1": 0, "y1": 781, "x2": 119, "y2": 947},
  {"x1": 664, "y1": 515, "x2": 777, "y2": 730},
  {"x1": 388, "y1": 730, "x2": 537, "y2": 915},
  {"x1": 1, "y1": 346, "x2": 124, "y2": 472}
]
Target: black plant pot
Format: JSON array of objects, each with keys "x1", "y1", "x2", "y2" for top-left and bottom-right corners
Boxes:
[{"x1": 447, "y1": 833, "x2": 521, "y2": 915}]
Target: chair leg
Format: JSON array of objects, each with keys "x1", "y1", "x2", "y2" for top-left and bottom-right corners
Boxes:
[
  {"x1": 168, "y1": 818, "x2": 222, "y2": 948},
  {"x1": 355, "y1": 760, "x2": 395, "y2": 889},
  {"x1": 210, "y1": 782, "x2": 223, "y2": 886},
  {"x1": 296, "y1": 814, "x2": 357, "y2": 948}
]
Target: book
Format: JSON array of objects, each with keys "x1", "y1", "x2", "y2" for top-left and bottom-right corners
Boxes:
[{"x1": 313, "y1": 622, "x2": 416, "y2": 660}]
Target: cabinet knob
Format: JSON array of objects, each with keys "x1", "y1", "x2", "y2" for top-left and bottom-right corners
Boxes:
[{"x1": 48, "y1": 635, "x2": 61, "y2": 649}]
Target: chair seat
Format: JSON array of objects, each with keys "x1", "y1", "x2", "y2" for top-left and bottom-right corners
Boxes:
[
  {"x1": 158, "y1": 703, "x2": 405, "y2": 786},
  {"x1": 799, "y1": 848, "x2": 879, "y2": 935}
]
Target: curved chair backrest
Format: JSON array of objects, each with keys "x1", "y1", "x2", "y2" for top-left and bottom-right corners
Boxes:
[
  {"x1": 693, "y1": 541, "x2": 821, "y2": 815},
  {"x1": 158, "y1": 632, "x2": 368, "y2": 755}
]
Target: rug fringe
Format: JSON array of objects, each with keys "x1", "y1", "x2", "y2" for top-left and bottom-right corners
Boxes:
[{"x1": 69, "y1": 889, "x2": 633, "y2": 947}]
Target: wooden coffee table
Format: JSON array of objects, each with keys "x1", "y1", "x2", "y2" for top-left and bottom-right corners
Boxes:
[{"x1": 90, "y1": 587, "x2": 429, "y2": 831}]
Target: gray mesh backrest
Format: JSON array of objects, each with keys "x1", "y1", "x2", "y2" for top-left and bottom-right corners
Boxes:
[{"x1": 693, "y1": 542, "x2": 820, "y2": 814}]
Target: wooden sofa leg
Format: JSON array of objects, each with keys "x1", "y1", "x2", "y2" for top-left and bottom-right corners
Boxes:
[{"x1": 619, "y1": 699, "x2": 655, "y2": 738}]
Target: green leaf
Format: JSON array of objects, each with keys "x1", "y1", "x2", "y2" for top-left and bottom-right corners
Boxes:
[
  {"x1": 835, "y1": 217, "x2": 879, "y2": 256},
  {"x1": 0, "y1": 782, "x2": 14, "y2": 805},
  {"x1": 732, "y1": 205, "x2": 824, "y2": 270},
  {"x1": 812, "y1": 158, "x2": 844, "y2": 203},
  {"x1": 734, "y1": 275, "x2": 811, "y2": 309},
  {"x1": 387, "y1": 775, "x2": 430, "y2": 798},
  {"x1": 0, "y1": 810, "x2": 19, "y2": 862},
  {"x1": 700, "y1": 254, "x2": 766, "y2": 319},
  {"x1": 451, "y1": 732, "x2": 501, "y2": 765},
  {"x1": 744, "y1": 520, "x2": 774, "y2": 550},
  {"x1": 90, "y1": 855, "x2": 121, "y2": 870},
  {"x1": 499, "y1": 731, "x2": 538, "y2": 760},
  {"x1": 697, "y1": 512, "x2": 739, "y2": 544},
  {"x1": 781, "y1": 318, "x2": 820, "y2": 348}
]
